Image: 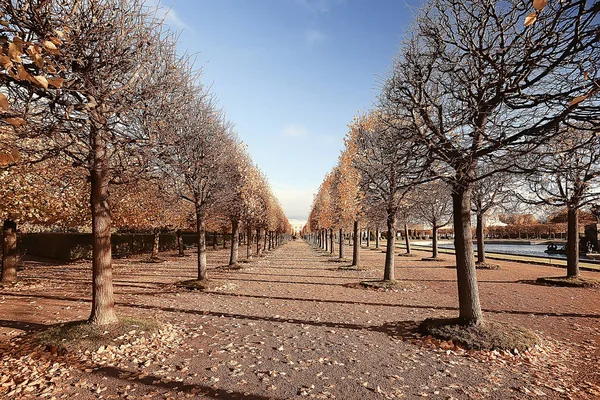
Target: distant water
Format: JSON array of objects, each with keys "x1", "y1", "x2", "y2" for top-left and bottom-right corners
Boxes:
[{"x1": 437, "y1": 243, "x2": 570, "y2": 260}]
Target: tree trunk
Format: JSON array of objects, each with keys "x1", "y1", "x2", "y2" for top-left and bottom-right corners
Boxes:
[
  {"x1": 330, "y1": 229, "x2": 334, "y2": 254},
  {"x1": 339, "y1": 228, "x2": 344, "y2": 259},
  {"x1": 247, "y1": 224, "x2": 253, "y2": 260},
  {"x1": 88, "y1": 132, "x2": 117, "y2": 325},
  {"x1": 352, "y1": 220, "x2": 360, "y2": 267},
  {"x1": 432, "y1": 224, "x2": 438, "y2": 259},
  {"x1": 384, "y1": 211, "x2": 396, "y2": 281},
  {"x1": 566, "y1": 207, "x2": 580, "y2": 277},
  {"x1": 256, "y1": 228, "x2": 262, "y2": 256},
  {"x1": 452, "y1": 184, "x2": 483, "y2": 326},
  {"x1": 1, "y1": 219, "x2": 17, "y2": 284},
  {"x1": 196, "y1": 207, "x2": 207, "y2": 280},
  {"x1": 375, "y1": 228, "x2": 380, "y2": 249},
  {"x1": 176, "y1": 229, "x2": 185, "y2": 257},
  {"x1": 264, "y1": 230, "x2": 268, "y2": 251},
  {"x1": 222, "y1": 227, "x2": 227, "y2": 249},
  {"x1": 404, "y1": 222, "x2": 411, "y2": 254},
  {"x1": 366, "y1": 230, "x2": 370, "y2": 248},
  {"x1": 151, "y1": 227, "x2": 160, "y2": 259},
  {"x1": 229, "y1": 218, "x2": 240, "y2": 266},
  {"x1": 476, "y1": 213, "x2": 485, "y2": 264},
  {"x1": 213, "y1": 231, "x2": 218, "y2": 250}
]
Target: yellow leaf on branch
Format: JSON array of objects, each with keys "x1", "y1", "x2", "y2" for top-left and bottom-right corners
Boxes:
[
  {"x1": 43, "y1": 40, "x2": 57, "y2": 51},
  {"x1": 33, "y1": 75, "x2": 49, "y2": 89},
  {"x1": 5, "y1": 117, "x2": 26, "y2": 127},
  {"x1": 0, "y1": 93, "x2": 8, "y2": 110},
  {"x1": 533, "y1": 0, "x2": 548, "y2": 11},
  {"x1": 8, "y1": 42, "x2": 21, "y2": 62},
  {"x1": 48, "y1": 77, "x2": 64, "y2": 88},
  {"x1": 524, "y1": 11, "x2": 537, "y2": 27}
]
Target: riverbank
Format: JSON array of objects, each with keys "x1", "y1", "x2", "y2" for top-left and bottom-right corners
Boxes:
[{"x1": 395, "y1": 241, "x2": 600, "y2": 272}]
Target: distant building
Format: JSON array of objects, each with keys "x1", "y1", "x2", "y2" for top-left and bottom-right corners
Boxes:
[{"x1": 288, "y1": 219, "x2": 307, "y2": 235}]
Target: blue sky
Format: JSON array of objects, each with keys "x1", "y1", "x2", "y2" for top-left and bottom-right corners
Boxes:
[{"x1": 157, "y1": 0, "x2": 421, "y2": 220}]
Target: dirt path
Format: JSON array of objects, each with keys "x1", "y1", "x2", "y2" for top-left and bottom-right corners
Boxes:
[{"x1": 1, "y1": 239, "x2": 600, "y2": 399}]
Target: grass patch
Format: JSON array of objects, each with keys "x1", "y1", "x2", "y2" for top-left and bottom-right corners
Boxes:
[
  {"x1": 476, "y1": 262, "x2": 501, "y2": 270},
  {"x1": 175, "y1": 279, "x2": 228, "y2": 290},
  {"x1": 536, "y1": 276, "x2": 600, "y2": 288},
  {"x1": 141, "y1": 258, "x2": 167, "y2": 264},
  {"x1": 34, "y1": 316, "x2": 160, "y2": 353},
  {"x1": 337, "y1": 265, "x2": 365, "y2": 271},
  {"x1": 215, "y1": 264, "x2": 244, "y2": 271},
  {"x1": 327, "y1": 258, "x2": 351, "y2": 263},
  {"x1": 345, "y1": 280, "x2": 413, "y2": 290},
  {"x1": 418, "y1": 318, "x2": 538, "y2": 352},
  {"x1": 421, "y1": 257, "x2": 445, "y2": 262},
  {"x1": 359, "y1": 280, "x2": 406, "y2": 290}
]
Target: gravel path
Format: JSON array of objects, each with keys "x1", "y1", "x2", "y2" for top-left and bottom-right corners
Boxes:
[{"x1": 1, "y1": 239, "x2": 599, "y2": 399}]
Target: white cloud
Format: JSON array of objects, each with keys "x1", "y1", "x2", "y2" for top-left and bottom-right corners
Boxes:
[
  {"x1": 296, "y1": 0, "x2": 345, "y2": 13},
  {"x1": 283, "y1": 124, "x2": 310, "y2": 138},
  {"x1": 145, "y1": 0, "x2": 189, "y2": 31},
  {"x1": 163, "y1": 8, "x2": 188, "y2": 30},
  {"x1": 272, "y1": 183, "x2": 317, "y2": 220},
  {"x1": 304, "y1": 28, "x2": 327, "y2": 45}
]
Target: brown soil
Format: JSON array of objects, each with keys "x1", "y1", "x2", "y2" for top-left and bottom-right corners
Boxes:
[{"x1": 0, "y1": 240, "x2": 599, "y2": 399}]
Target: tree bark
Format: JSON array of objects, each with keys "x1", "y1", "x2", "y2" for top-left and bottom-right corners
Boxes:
[
  {"x1": 366, "y1": 230, "x2": 370, "y2": 248},
  {"x1": 213, "y1": 231, "x2": 218, "y2": 250},
  {"x1": 1, "y1": 219, "x2": 17, "y2": 284},
  {"x1": 222, "y1": 227, "x2": 227, "y2": 249},
  {"x1": 264, "y1": 229, "x2": 268, "y2": 251},
  {"x1": 352, "y1": 220, "x2": 360, "y2": 267},
  {"x1": 384, "y1": 211, "x2": 396, "y2": 281},
  {"x1": 229, "y1": 218, "x2": 240, "y2": 266},
  {"x1": 151, "y1": 227, "x2": 160, "y2": 259},
  {"x1": 566, "y1": 207, "x2": 580, "y2": 277},
  {"x1": 404, "y1": 222, "x2": 411, "y2": 254},
  {"x1": 88, "y1": 131, "x2": 117, "y2": 325},
  {"x1": 196, "y1": 207, "x2": 207, "y2": 280},
  {"x1": 476, "y1": 213, "x2": 486, "y2": 264},
  {"x1": 176, "y1": 229, "x2": 185, "y2": 257},
  {"x1": 432, "y1": 224, "x2": 438, "y2": 259},
  {"x1": 452, "y1": 184, "x2": 483, "y2": 325},
  {"x1": 247, "y1": 224, "x2": 253, "y2": 260},
  {"x1": 330, "y1": 229, "x2": 334, "y2": 254},
  {"x1": 256, "y1": 228, "x2": 262, "y2": 256},
  {"x1": 339, "y1": 228, "x2": 344, "y2": 259},
  {"x1": 375, "y1": 228, "x2": 380, "y2": 249}
]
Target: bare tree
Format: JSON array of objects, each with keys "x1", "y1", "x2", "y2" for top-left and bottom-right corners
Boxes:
[
  {"x1": 2, "y1": 0, "x2": 186, "y2": 324},
  {"x1": 351, "y1": 112, "x2": 424, "y2": 282},
  {"x1": 383, "y1": 0, "x2": 600, "y2": 325},
  {"x1": 471, "y1": 168, "x2": 513, "y2": 267},
  {"x1": 160, "y1": 93, "x2": 235, "y2": 281},
  {"x1": 414, "y1": 181, "x2": 452, "y2": 260},
  {"x1": 518, "y1": 129, "x2": 600, "y2": 277}
]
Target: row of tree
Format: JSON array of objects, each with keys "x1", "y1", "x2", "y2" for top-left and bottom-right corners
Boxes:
[
  {"x1": 0, "y1": 0, "x2": 291, "y2": 325},
  {"x1": 306, "y1": 0, "x2": 599, "y2": 327}
]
